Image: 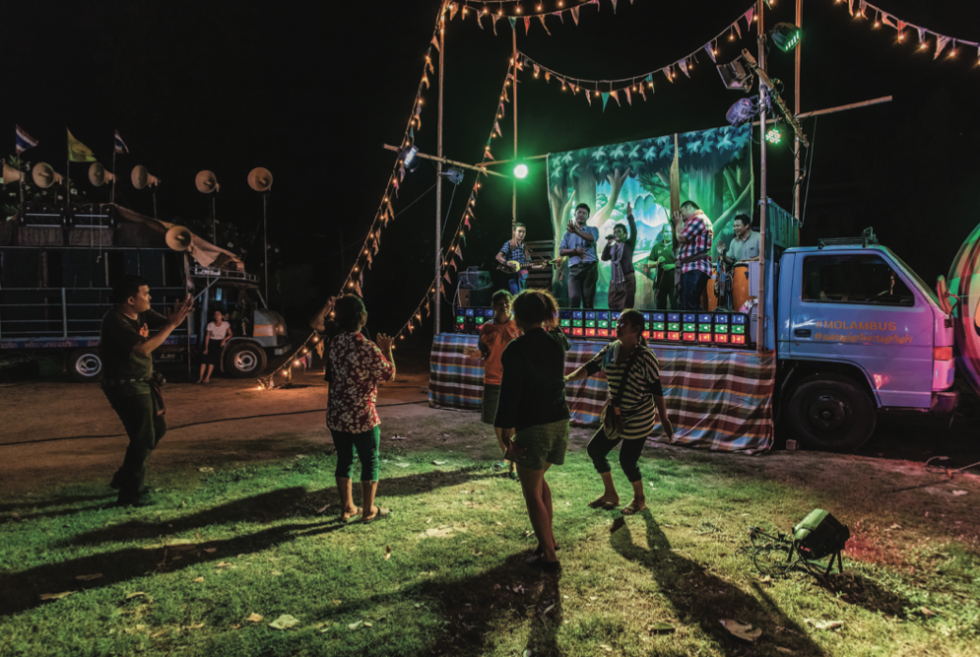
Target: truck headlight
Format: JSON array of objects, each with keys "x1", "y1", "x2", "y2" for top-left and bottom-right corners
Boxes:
[{"x1": 274, "y1": 323, "x2": 285, "y2": 335}]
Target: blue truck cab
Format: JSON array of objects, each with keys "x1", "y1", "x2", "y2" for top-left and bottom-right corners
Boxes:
[{"x1": 774, "y1": 237, "x2": 958, "y2": 450}]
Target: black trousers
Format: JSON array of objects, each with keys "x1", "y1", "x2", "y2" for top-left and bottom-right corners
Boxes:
[
  {"x1": 586, "y1": 428, "x2": 645, "y2": 483},
  {"x1": 103, "y1": 383, "x2": 166, "y2": 500},
  {"x1": 567, "y1": 262, "x2": 598, "y2": 309}
]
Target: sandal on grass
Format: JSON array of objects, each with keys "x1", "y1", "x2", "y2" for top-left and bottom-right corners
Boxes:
[
  {"x1": 508, "y1": 471, "x2": 519, "y2": 481},
  {"x1": 493, "y1": 461, "x2": 508, "y2": 471},
  {"x1": 621, "y1": 501, "x2": 647, "y2": 516},
  {"x1": 339, "y1": 506, "x2": 361, "y2": 521},
  {"x1": 362, "y1": 506, "x2": 391, "y2": 523},
  {"x1": 588, "y1": 498, "x2": 618, "y2": 510}
]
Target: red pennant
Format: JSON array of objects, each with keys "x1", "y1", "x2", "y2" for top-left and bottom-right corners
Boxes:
[
  {"x1": 524, "y1": 17, "x2": 530, "y2": 33},
  {"x1": 570, "y1": 6, "x2": 579, "y2": 25},
  {"x1": 464, "y1": 215, "x2": 471, "y2": 230},
  {"x1": 624, "y1": 87, "x2": 632, "y2": 105},
  {"x1": 585, "y1": 91, "x2": 592, "y2": 106},
  {"x1": 443, "y1": 270, "x2": 452, "y2": 284},
  {"x1": 743, "y1": 7, "x2": 754, "y2": 28},
  {"x1": 455, "y1": 243, "x2": 463, "y2": 260},
  {"x1": 430, "y1": 35, "x2": 440, "y2": 52}
]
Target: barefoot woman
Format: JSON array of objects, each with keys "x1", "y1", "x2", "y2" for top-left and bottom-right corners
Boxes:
[
  {"x1": 565, "y1": 309, "x2": 673, "y2": 515},
  {"x1": 494, "y1": 290, "x2": 570, "y2": 572}
]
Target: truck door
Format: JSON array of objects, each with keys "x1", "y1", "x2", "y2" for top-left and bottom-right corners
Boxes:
[{"x1": 788, "y1": 251, "x2": 934, "y2": 408}]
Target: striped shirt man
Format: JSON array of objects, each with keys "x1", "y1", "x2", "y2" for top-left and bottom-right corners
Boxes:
[{"x1": 585, "y1": 342, "x2": 664, "y2": 440}]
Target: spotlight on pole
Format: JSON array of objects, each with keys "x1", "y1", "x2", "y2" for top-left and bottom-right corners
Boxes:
[
  {"x1": 770, "y1": 23, "x2": 802, "y2": 52},
  {"x1": 400, "y1": 144, "x2": 420, "y2": 173},
  {"x1": 726, "y1": 97, "x2": 759, "y2": 126},
  {"x1": 443, "y1": 166, "x2": 464, "y2": 185},
  {"x1": 513, "y1": 163, "x2": 529, "y2": 179},
  {"x1": 716, "y1": 57, "x2": 754, "y2": 91},
  {"x1": 766, "y1": 126, "x2": 783, "y2": 145}
]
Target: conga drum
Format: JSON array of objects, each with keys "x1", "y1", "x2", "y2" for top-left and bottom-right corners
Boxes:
[
  {"x1": 701, "y1": 264, "x2": 719, "y2": 311},
  {"x1": 732, "y1": 263, "x2": 750, "y2": 311}
]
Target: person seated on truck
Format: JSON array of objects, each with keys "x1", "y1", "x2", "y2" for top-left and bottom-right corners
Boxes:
[
  {"x1": 672, "y1": 201, "x2": 714, "y2": 311},
  {"x1": 564, "y1": 309, "x2": 674, "y2": 516},
  {"x1": 717, "y1": 214, "x2": 760, "y2": 265},
  {"x1": 101, "y1": 275, "x2": 192, "y2": 507},
  {"x1": 196, "y1": 309, "x2": 232, "y2": 384}
]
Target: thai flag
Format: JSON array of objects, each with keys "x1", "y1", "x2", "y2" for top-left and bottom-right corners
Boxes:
[
  {"x1": 114, "y1": 130, "x2": 129, "y2": 154},
  {"x1": 15, "y1": 125, "x2": 38, "y2": 154}
]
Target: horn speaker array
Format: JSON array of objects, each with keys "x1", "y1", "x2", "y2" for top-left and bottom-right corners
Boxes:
[
  {"x1": 88, "y1": 162, "x2": 115, "y2": 187},
  {"x1": 195, "y1": 170, "x2": 219, "y2": 193},
  {"x1": 2, "y1": 162, "x2": 24, "y2": 185},
  {"x1": 165, "y1": 225, "x2": 193, "y2": 252},
  {"x1": 131, "y1": 165, "x2": 160, "y2": 189},
  {"x1": 247, "y1": 167, "x2": 273, "y2": 192},
  {"x1": 32, "y1": 162, "x2": 63, "y2": 188}
]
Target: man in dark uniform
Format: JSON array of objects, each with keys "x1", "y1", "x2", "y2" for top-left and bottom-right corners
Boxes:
[{"x1": 101, "y1": 275, "x2": 192, "y2": 506}]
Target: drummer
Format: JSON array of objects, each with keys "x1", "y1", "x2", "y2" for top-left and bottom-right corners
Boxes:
[{"x1": 717, "y1": 214, "x2": 760, "y2": 266}]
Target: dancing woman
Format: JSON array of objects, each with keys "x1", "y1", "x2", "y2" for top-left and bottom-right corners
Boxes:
[
  {"x1": 494, "y1": 289, "x2": 570, "y2": 572},
  {"x1": 564, "y1": 309, "x2": 673, "y2": 515}
]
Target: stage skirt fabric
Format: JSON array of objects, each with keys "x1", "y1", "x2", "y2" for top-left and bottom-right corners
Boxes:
[{"x1": 429, "y1": 333, "x2": 774, "y2": 453}]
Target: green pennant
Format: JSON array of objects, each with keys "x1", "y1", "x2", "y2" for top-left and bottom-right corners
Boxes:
[
  {"x1": 460, "y1": 231, "x2": 467, "y2": 246},
  {"x1": 601, "y1": 93, "x2": 610, "y2": 112},
  {"x1": 508, "y1": 17, "x2": 517, "y2": 31}
]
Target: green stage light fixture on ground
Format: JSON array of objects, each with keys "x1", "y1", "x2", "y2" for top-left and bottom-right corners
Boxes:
[
  {"x1": 513, "y1": 162, "x2": 528, "y2": 179},
  {"x1": 771, "y1": 23, "x2": 801, "y2": 52}
]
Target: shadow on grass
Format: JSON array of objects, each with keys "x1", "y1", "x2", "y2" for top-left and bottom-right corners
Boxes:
[
  {"x1": 380, "y1": 465, "x2": 498, "y2": 497},
  {"x1": 0, "y1": 513, "x2": 349, "y2": 618},
  {"x1": 611, "y1": 512, "x2": 827, "y2": 656},
  {"x1": 0, "y1": 493, "x2": 116, "y2": 516},
  {"x1": 817, "y1": 573, "x2": 910, "y2": 618}
]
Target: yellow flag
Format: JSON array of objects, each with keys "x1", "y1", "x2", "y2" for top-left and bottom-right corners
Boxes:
[{"x1": 67, "y1": 128, "x2": 96, "y2": 162}]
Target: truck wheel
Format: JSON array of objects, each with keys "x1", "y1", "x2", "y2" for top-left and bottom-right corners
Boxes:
[
  {"x1": 224, "y1": 342, "x2": 267, "y2": 378},
  {"x1": 69, "y1": 348, "x2": 104, "y2": 383},
  {"x1": 786, "y1": 373, "x2": 876, "y2": 452}
]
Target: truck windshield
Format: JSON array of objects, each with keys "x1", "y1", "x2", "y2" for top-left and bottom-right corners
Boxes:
[{"x1": 885, "y1": 250, "x2": 940, "y2": 305}]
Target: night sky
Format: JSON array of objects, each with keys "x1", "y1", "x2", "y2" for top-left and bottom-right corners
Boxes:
[{"x1": 4, "y1": 0, "x2": 979, "y2": 336}]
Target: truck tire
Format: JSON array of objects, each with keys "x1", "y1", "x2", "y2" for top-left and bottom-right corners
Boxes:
[
  {"x1": 69, "y1": 348, "x2": 104, "y2": 383},
  {"x1": 224, "y1": 342, "x2": 267, "y2": 378},
  {"x1": 786, "y1": 373, "x2": 876, "y2": 452}
]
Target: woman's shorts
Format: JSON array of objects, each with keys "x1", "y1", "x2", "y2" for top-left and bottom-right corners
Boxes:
[
  {"x1": 482, "y1": 384, "x2": 500, "y2": 425},
  {"x1": 510, "y1": 419, "x2": 569, "y2": 471}
]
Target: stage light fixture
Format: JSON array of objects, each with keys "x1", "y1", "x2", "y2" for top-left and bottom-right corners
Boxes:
[
  {"x1": 726, "y1": 97, "x2": 758, "y2": 126},
  {"x1": 444, "y1": 166, "x2": 464, "y2": 185},
  {"x1": 400, "y1": 144, "x2": 420, "y2": 172},
  {"x1": 513, "y1": 163, "x2": 529, "y2": 179},
  {"x1": 766, "y1": 126, "x2": 783, "y2": 144},
  {"x1": 771, "y1": 23, "x2": 801, "y2": 52},
  {"x1": 717, "y1": 57, "x2": 753, "y2": 90}
]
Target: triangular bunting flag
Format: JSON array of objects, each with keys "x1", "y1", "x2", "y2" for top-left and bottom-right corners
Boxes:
[
  {"x1": 431, "y1": 35, "x2": 440, "y2": 52},
  {"x1": 704, "y1": 43, "x2": 716, "y2": 63},
  {"x1": 449, "y1": 2, "x2": 458, "y2": 20},
  {"x1": 847, "y1": 0, "x2": 854, "y2": 17},
  {"x1": 508, "y1": 17, "x2": 517, "y2": 31},
  {"x1": 533, "y1": 64, "x2": 540, "y2": 77},
  {"x1": 456, "y1": 243, "x2": 463, "y2": 260},
  {"x1": 858, "y1": 0, "x2": 868, "y2": 18},
  {"x1": 611, "y1": 0, "x2": 618, "y2": 12},
  {"x1": 406, "y1": 321, "x2": 414, "y2": 334},
  {"x1": 882, "y1": 14, "x2": 896, "y2": 29},
  {"x1": 569, "y1": 83, "x2": 577, "y2": 94},
  {"x1": 624, "y1": 87, "x2": 632, "y2": 105},
  {"x1": 585, "y1": 90, "x2": 592, "y2": 106},
  {"x1": 422, "y1": 74, "x2": 430, "y2": 89},
  {"x1": 366, "y1": 250, "x2": 373, "y2": 269},
  {"x1": 538, "y1": 15, "x2": 550, "y2": 36},
  {"x1": 744, "y1": 7, "x2": 754, "y2": 28},
  {"x1": 554, "y1": 11, "x2": 563, "y2": 23},
  {"x1": 733, "y1": 20, "x2": 742, "y2": 39},
  {"x1": 492, "y1": 15, "x2": 500, "y2": 36},
  {"x1": 570, "y1": 6, "x2": 580, "y2": 25},
  {"x1": 601, "y1": 92, "x2": 609, "y2": 111},
  {"x1": 935, "y1": 35, "x2": 950, "y2": 58},
  {"x1": 610, "y1": 90, "x2": 620, "y2": 107},
  {"x1": 544, "y1": 71, "x2": 550, "y2": 82},
  {"x1": 917, "y1": 26, "x2": 926, "y2": 43},
  {"x1": 494, "y1": 120, "x2": 502, "y2": 137},
  {"x1": 897, "y1": 21, "x2": 907, "y2": 34},
  {"x1": 449, "y1": 259, "x2": 458, "y2": 273},
  {"x1": 524, "y1": 17, "x2": 530, "y2": 34},
  {"x1": 426, "y1": 56, "x2": 434, "y2": 74},
  {"x1": 663, "y1": 66, "x2": 673, "y2": 83},
  {"x1": 476, "y1": 12, "x2": 484, "y2": 29},
  {"x1": 443, "y1": 270, "x2": 452, "y2": 284},
  {"x1": 678, "y1": 59, "x2": 690, "y2": 78},
  {"x1": 464, "y1": 215, "x2": 471, "y2": 230},
  {"x1": 638, "y1": 84, "x2": 647, "y2": 101},
  {"x1": 460, "y1": 231, "x2": 467, "y2": 246}
]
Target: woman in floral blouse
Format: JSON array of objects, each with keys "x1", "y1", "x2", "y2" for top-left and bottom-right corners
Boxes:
[{"x1": 313, "y1": 294, "x2": 396, "y2": 522}]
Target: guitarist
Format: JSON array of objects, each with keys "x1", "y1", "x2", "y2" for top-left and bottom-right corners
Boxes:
[
  {"x1": 642, "y1": 225, "x2": 677, "y2": 310},
  {"x1": 496, "y1": 222, "x2": 533, "y2": 295}
]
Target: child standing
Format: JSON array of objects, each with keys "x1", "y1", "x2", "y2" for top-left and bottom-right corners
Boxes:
[{"x1": 466, "y1": 290, "x2": 521, "y2": 479}]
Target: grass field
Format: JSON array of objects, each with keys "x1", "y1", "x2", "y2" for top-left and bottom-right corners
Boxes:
[{"x1": 1, "y1": 414, "x2": 978, "y2": 657}]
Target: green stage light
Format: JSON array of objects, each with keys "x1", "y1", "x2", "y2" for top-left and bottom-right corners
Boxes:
[
  {"x1": 513, "y1": 163, "x2": 529, "y2": 179},
  {"x1": 766, "y1": 127, "x2": 782, "y2": 145},
  {"x1": 771, "y1": 23, "x2": 801, "y2": 52}
]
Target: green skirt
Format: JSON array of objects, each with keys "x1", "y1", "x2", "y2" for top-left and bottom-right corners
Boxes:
[{"x1": 482, "y1": 384, "x2": 500, "y2": 425}]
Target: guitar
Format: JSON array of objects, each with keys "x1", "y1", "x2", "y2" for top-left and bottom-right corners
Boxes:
[{"x1": 497, "y1": 257, "x2": 564, "y2": 273}]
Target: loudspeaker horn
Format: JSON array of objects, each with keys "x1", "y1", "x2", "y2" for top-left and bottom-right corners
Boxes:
[
  {"x1": 2, "y1": 162, "x2": 24, "y2": 186},
  {"x1": 32, "y1": 162, "x2": 64, "y2": 188},
  {"x1": 88, "y1": 162, "x2": 116, "y2": 187},
  {"x1": 247, "y1": 167, "x2": 273, "y2": 192},
  {"x1": 195, "y1": 170, "x2": 219, "y2": 193},
  {"x1": 165, "y1": 225, "x2": 194, "y2": 252},
  {"x1": 131, "y1": 164, "x2": 160, "y2": 189}
]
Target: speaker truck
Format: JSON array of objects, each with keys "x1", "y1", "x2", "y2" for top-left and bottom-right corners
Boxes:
[{"x1": 0, "y1": 203, "x2": 291, "y2": 381}]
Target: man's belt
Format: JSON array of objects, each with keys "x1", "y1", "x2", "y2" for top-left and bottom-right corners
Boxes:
[
  {"x1": 102, "y1": 377, "x2": 150, "y2": 387},
  {"x1": 675, "y1": 250, "x2": 711, "y2": 266}
]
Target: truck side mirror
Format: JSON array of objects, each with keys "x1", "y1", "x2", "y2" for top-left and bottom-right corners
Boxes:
[{"x1": 935, "y1": 275, "x2": 959, "y2": 315}]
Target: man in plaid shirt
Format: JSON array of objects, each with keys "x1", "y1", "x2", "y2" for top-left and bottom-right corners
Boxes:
[{"x1": 672, "y1": 200, "x2": 714, "y2": 311}]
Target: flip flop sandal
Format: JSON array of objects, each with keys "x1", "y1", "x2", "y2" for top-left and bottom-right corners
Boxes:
[
  {"x1": 622, "y1": 502, "x2": 647, "y2": 516},
  {"x1": 362, "y1": 507, "x2": 391, "y2": 523},
  {"x1": 508, "y1": 471, "x2": 519, "y2": 481},
  {"x1": 339, "y1": 506, "x2": 362, "y2": 522},
  {"x1": 493, "y1": 461, "x2": 507, "y2": 471},
  {"x1": 589, "y1": 498, "x2": 618, "y2": 510}
]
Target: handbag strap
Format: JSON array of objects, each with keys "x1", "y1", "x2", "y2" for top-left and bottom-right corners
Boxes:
[{"x1": 611, "y1": 343, "x2": 642, "y2": 408}]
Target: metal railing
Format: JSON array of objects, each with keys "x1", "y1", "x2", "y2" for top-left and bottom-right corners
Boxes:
[{"x1": 0, "y1": 287, "x2": 189, "y2": 340}]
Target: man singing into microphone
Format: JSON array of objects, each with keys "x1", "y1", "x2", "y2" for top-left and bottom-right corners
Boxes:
[
  {"x1": 559, "y1": 204, "x2": 599, "y2": 309},
  {"x1": 601, "y1": 203, "x2": 638, "y2": 311}
]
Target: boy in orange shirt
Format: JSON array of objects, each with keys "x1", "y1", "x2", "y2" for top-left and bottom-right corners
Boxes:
[{"x1": 466, "y1": 290, "x2": 521, "y2": 479}]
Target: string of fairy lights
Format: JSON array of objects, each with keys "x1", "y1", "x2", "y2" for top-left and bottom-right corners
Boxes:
[
  {"x1": 390, "y1": 66, "x2": 516, "y2": 343},
  {"x1": 516, "y1": 4, "x2": 758, "y2": 104},
  {"x1": 256, "y1": 3, "x2": 449, "y2": 389},
  {"x1": 829, "y1": 0, "x2": 980, "y2": 63}
]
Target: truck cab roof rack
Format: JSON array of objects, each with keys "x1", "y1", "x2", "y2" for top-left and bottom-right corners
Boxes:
[{"x1": 817, "y1": 227, "x2": 878, "y2": 249}]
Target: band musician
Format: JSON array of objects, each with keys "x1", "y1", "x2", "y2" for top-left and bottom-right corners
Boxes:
[
  {"x1": 641, "y1": 225, "x2": 677, "y2": 310},
  {"x1": 558, "y1": 203, "x2": 600, "y2": 309},
  {"x1": 496, "y1": 222, "x2": 545, "y2": 295}
]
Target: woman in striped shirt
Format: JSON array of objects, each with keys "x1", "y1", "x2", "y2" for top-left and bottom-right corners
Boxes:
[{"x1": 564, "y1": 309, "x2": 673, "y2": 515}]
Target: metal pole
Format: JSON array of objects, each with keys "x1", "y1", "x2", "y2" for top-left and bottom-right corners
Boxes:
[
  {"x1": 211, "y1": 197, "x2": 217, "y2": 243},
  {"x1": 793, "y1": 0, "x2": 802, "y2": 226},
  {"x1": 512, "y1": 25, "x2": 518, "y2": 228},
  {"x1": 263, "y1": 193, "x2": 269, "y2": 301},
  {"x1": 111, "y1": 149, "x2": 116, "y2": 204},
  {"x1": 434, "y1": 14, "x2": 445, "y2": 335},
  {"x1": 757, "y1": 0, "x2": 767, "y2": 354}
]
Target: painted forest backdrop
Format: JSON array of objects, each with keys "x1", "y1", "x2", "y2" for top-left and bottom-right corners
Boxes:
[{"x1": 547, "y1": 124, "x2": 754, "y2": 308}]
